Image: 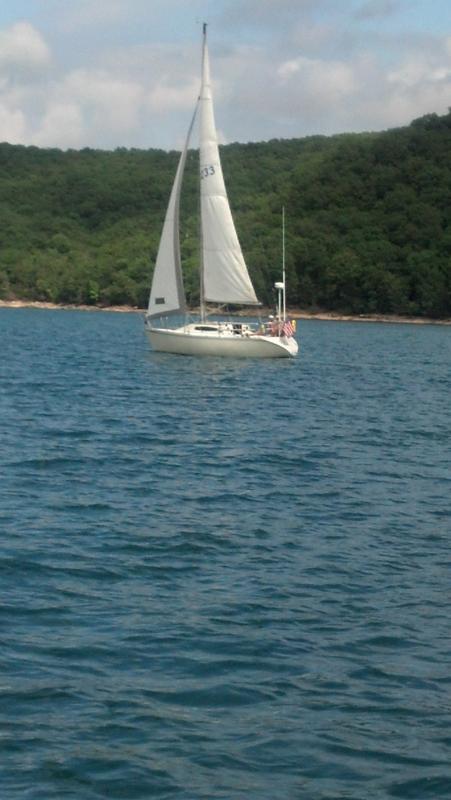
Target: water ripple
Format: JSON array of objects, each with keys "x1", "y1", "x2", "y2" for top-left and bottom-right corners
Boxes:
[{"x1": 1, "y1": 309, "x2": 450, "y2": 799}]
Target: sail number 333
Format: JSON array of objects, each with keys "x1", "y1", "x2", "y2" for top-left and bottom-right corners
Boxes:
[{"x1": 200, "y1": 165, "x2": 215, "y2": 179}]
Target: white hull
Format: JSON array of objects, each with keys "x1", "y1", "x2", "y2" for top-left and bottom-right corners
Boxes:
[{"x1": 146, "y1": 323, "x2": 298, "y2": 358}]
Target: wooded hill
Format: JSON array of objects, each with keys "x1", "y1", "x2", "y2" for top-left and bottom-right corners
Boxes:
[{"x1": 1, "y1": 109, "x2": 450, "y2": 317}]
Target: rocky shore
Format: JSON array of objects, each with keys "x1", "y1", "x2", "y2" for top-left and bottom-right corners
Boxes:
[{"x1": 1, "y1": 298, "x2": 450, "y2": 325}]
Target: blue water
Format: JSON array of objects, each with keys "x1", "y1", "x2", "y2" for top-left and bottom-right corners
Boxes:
[{"x1": 1, "y1": 308, "x2": 450, "y2": 800}]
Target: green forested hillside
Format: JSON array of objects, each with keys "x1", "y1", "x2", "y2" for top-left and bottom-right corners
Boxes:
[{"x1": 1, "y1": 110, "x2": 450, "y2": 317}]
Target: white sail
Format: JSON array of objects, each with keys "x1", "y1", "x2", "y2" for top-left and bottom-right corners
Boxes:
[
  {"x1": 147, "y1": 106, "x2": 197, "y2": 319},
  {"x1": 199, "y1": 30, "x2": 259, "y2": 306}
]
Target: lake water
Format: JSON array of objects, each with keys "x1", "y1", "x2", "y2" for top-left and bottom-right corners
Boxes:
[{"x1": 1, "y1": 308, "x2": 450, "y2": 799}]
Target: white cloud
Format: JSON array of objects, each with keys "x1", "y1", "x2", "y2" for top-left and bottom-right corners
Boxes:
[
  {"x1": 278, "y1": 56, "x2": 356, "y2": 98},
  {"x1": 0, "y1": 9, "x2": 450, "y2": 150},
  {"x1": 214, "y1": 32, "x2": 451, "y2": 142},
  {"x1": 0, "y1": 100, "x2": 27, "y2": 142},
  {"x1": 147, "y1": 78, "x2": 199, "y2": 114},
  {"x1": 26, "y1": 70, "x2": 147, "y2": 149},
  {"x1": 33, "y1": 102, "x2": 84, "y2": 148},
  {"x1": 0, "y1": 22, "x2": 50, "y2": 73},
  {"x1": 388, "y1": 56, "x2": 451, "y2": 87},
  {"x1": 63, "y1": 70, "x2": 145, "y2": 131}
]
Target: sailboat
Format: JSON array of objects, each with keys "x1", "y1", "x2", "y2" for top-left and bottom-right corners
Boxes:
[{"x1": 145, "y1": 24, "x2": 298, "y2": 358}]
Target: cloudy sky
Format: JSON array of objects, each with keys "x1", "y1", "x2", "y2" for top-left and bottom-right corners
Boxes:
[{"x1": 0, "y1": 0, "x2": 450, "y2": 151}]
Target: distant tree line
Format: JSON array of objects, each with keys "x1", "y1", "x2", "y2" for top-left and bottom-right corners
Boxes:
[{"x1": 1, "y1": 109, "x2": 450, "y2": 317}]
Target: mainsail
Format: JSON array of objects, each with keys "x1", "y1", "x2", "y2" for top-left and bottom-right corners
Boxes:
[
  {"x1": 147, "y1": 107, "x2": 198, "y2": 319},
  {"x1": 199, "y1": 26, "x2": 259, "y2": 306}
]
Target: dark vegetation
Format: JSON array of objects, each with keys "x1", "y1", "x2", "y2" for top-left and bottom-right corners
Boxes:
[{"x1": 1, "y1": 110, "x2": 450, "y2": 317}]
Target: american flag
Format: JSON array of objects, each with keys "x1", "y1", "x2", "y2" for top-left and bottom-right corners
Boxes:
[{"x1": 282, "y1": 320, "x2": 294, "y2": 338}]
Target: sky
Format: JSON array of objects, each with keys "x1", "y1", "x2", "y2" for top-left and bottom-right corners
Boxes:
[{"x1": 0, "y1": 0, "x2": 450, "y2": 151}]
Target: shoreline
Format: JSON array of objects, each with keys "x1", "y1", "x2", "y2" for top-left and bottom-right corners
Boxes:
[{"x1": 1, "y1": 298, "x2": 450, "y2": 326}]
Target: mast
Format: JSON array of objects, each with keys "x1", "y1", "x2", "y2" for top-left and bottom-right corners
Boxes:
[
  {"x1": 198, "y1": 21, "x2": 259, "y2": 311},
  {"x1": 199, "y1": 22, "x2": 207, "y2": 322}
]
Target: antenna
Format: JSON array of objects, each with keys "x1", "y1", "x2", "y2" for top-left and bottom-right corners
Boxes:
[{"x1": 282, "y1": 206, "x2": 286, "y2": 322}]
